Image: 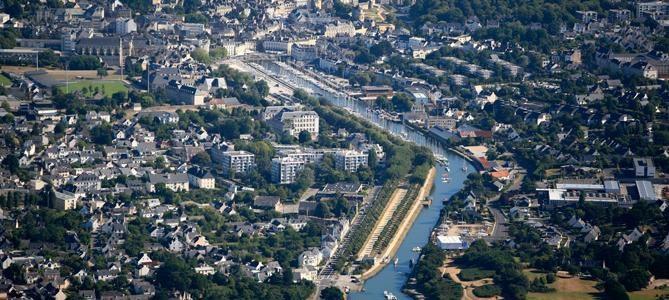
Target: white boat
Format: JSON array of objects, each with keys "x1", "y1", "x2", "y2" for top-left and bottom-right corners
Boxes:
[
  {"x1": 384, "y1": 291, "x2": 398, "y2": 300},
  {"x1": 446, "y1": 167, "x2": 450, "y2": 172},
  {"x1": 394, "y1": 257, "x2": 399, "y2": 266},
  {"x1": 412, "y1": 246, "x2": 421, "y2": 252}
]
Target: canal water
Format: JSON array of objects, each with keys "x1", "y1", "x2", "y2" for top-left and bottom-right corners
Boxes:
[
  {"x1": 349, "y1": 156, "x2": 472, "y2": 300},
  {"x1": 256, "y1": 61, "x2": 475, "y2": 299}
]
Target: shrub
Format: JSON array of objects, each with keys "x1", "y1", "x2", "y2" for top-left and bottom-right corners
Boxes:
[
  {"x1": 473, "y1": 284, "x2": 501, "y2": 297},
  {"x1": 458, "y1": 268, "x2": 496, "y2": 281}
]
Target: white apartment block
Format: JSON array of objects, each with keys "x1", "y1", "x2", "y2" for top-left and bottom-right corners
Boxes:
[
  {"x1": 271, "y1": 157, "x2": 307, "y2": 184},
  {"x1": 637, "y1": 1, "x2": 669, "y2": 17},
  {"x1": 335, "y1": 150, "x2": 368, "y2": 173},
  {"x1": 280, "y1": 111, "x2": 319, "y2": 139},
  {"x1": 221, "y1": 151, "x2": 256, "y2": 174}
]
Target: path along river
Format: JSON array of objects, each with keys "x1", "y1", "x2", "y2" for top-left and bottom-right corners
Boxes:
[{"x1": 256, "y1": 61, "x2": 475, "y2": 299}]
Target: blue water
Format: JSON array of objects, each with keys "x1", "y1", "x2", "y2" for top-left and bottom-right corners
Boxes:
[
  {"x1": 349, "y1": 156, "x2": 473, "y2": 300},
  {"x1": 252, "y1": 60, "x2": 475, "y2": 299}
]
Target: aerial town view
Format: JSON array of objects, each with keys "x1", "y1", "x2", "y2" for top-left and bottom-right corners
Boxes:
[{"x1": 0, "y1": 0, "x2": 669, "y2": 299}]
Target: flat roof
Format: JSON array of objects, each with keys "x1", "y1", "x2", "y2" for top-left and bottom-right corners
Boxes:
[
  {"x1": 604, "y1": 180, "x2": 620, "y2": 191},
  {"x1": 636, "y1": 180, "x2": 657, "y2": 201},
  {"x1": 437, "y1": 235, "x2": 463, "y2": 244},
  {"x1": 556, "y1": 183, "x2": 604, "y2": 190}
]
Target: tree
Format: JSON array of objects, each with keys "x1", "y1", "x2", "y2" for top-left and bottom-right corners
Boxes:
[
  {"x1": 191, "y1": 48, "x2": 212, "y2": 64},
  {"x1": 314, "y1": 202, "x2": 332, "y2": 218},
  {"x1": 183, "y1": 0, "x2": 202, "y2": 14},
  {"x1": 90, "y1": 123, "x2": 113, "y2": 145},
  {"x1": 97, "y1": 68, "x2": 108, "y2": 79},
  {"x1": 2, "y1": 154, "x2": 19, "y2": 174},
  {"x1": 68, "y1": 55, "x2": 102, "y2": 70},
  {"x1": 298, "y1": 130, "x2": 312, "y2": 143},
  {"x1": 620, "y1": 269, "x2": 651, "y2": 291},
  {"x1": 294, "y1": 166, "x2": 315, "y2": 191},
  {"x1": 603, "y1": 279, "x2": 629, "y2": 300},
  {"x1": 210, "y1": 47, "x2": 227, "y2": 59},
  {"x1": 320, "y1": 287, "x2": 344, "y2": 300},
  {"x1": 191, "y1": 151, "x2": 212, "y2": 166},
  {"x1": 391, "y1": 93, "x2": 414, "y2": 112},
  {"x1": 155, "y1": 256, "x2": 194, "y2": 291}
]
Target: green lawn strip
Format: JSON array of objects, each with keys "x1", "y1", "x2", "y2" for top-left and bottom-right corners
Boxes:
[{"x1": 56, "y1": 80, "x2": 127, "y2": 97}]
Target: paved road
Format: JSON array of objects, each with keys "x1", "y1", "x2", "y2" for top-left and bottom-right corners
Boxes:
[{"x1": 487, "y1": 207, "x2": 509, "y2": 240}]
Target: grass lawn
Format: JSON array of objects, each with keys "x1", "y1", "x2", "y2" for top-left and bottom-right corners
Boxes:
[
  {"x1": 55, "y1": 80, "x2": 127, "y2": 97},
  {"x1": 528, "y1": 275, "x2": 599, "y2": 300},
  {"x1": 629, "y1": 288, "x2": 669, "y2": 300},
  {"x1": 523, "y1": 269, "x2": 547, "y2": 281},
  {"x1": 0, "y1": 74, "x2": 11, "y2": 86}
]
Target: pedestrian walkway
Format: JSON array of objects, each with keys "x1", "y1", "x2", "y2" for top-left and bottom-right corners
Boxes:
[{"x1": 358, "y1": 188, "x2": 407, "y2": 259}]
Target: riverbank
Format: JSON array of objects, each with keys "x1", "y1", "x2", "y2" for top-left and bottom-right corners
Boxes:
[
  {"x1": 361, "y1": 167, "x2": 437, "y2": 280},
  {"x1": 357, "y1": 188, "x2": 408, "y2": 260}
]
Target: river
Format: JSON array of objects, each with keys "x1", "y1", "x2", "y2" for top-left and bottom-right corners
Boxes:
[{"x1": 255, "y1": 61, "x2": 475, "y2": 299}]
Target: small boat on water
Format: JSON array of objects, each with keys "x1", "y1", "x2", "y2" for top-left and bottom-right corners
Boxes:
[
  {"x1": 412, "y1": 246, "x2": 421, "y2": 252},
  {"x1": 384, "y1": 291, "x2": 398, "y2": 300},
  {"x1": 344, "y1": 287, "x2": 350, "y2": 294},
  {"x1": 394, "y1": 257, "x2": 399, "y2": 266},
  {"x1": 446, "y1": 167, "x2": 450, "y2": 172}
]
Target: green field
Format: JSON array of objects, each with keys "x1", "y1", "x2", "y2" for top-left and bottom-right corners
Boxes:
[
  {"x1": 629, "y1": 288, "x2": 669, "y2": 300},
  {"x1": 0, "y1": 74, "x2": 11, "y2": 86},
  {"x1": 56, "y1": 80, "x2": 127, "y2": 97}
]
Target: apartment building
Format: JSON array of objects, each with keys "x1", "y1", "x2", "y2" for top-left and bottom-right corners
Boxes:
[
  {"x1": 272, "y1": 110, "x2": 319, "y2": 140},
  {"x1": 220, "y1": 151, "x2": 256, "y2": 174},
  {"x1": 335, "y1": 150, "x2": 368, "y2": 172},
  {"x1": 271, "y1": 157, "x2": 306, "y2": 184}
]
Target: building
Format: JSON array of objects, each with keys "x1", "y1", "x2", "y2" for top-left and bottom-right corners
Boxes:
[
  {"x1": 272, "y1": 110, "x2": 319, "y2": 140},
  {"x1": 426, "y1": 117, "x2": 457, "y2": 129},
  {"x1": 436, "y1": 235, "x2": 468, "y2": 250},
  {"x1": 271, "y1": 157, "x2": 306, "y2": 184},
  {"x1": 538, "y1": 181, "x2": 628, "y2": 208},
  {"x1": 298, "y1": 248, "x2": 323, "y2": 267},
  {"x1": 188, "y1": 168, "x2": 215, "y2": 189},
  {"x1": 361, "y1": 85, "x2": 393, "y2": 98},
  {"x1": 75, "y1": 37, "x2": 124, "y2": 67},
  {"x1": 636, "y1": 180, "x2": 657, "y2": 201},
  {"x1": 220, "y1": 151, "x2": 255, "y2": 174},
  {"x1": 263, "y1": 40, "x2": 293, "y2": 54},
  {"x1": 253, "y1": 196, "x2": 283, "y2": 211},
  {"x1": 53, "y1": 191, "x2": 77, "y2": 210},
  {"x1": 335, "y1": 150, "x2": 368, "y2": 172},
  {"x1": 291, "y1": 44, "x2": 318, "y2": 61},
  {"x1": 634, "y1": 157, "x2": 656, "y2": 177},
  {"x1": 293, "y1": 266, "x2": 318, "y2": 282},
  {"x1": 165, "y1": 80, "x2": 208, "y2": 105},
  {"x1": 323, "y1": 22, "x2": 356, "y2": 37},
  {"x1": 73, "y1": 173, "x2": 101, "y2": 191},
  {"x1": 148, "y1": 173, "x2": 190, "y2": 192},
  {"x1": 115, "y1": 18, "x2": 137, "y2": 34},
  {"x1": 637, "y1": 1, "x2": 669, "y2": 17}
]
